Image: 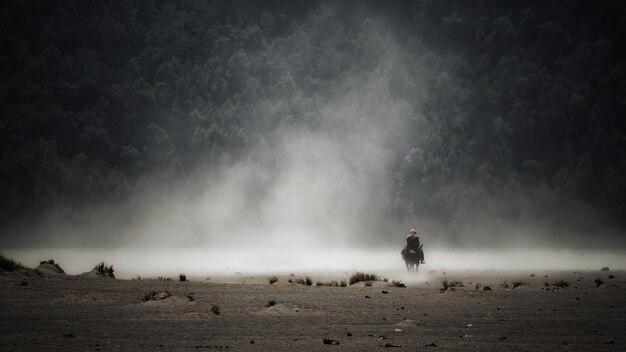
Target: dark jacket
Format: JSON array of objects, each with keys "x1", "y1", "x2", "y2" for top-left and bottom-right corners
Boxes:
[{"x1": 406, "y1": 234, "x2": 420, "y2": 251}]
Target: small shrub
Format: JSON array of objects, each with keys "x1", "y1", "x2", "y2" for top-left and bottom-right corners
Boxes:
[
  {"x1": 0, "y1": 255, "x2": 28, "y2": 272},
  {"x1": 143, "y1": 291, "x2": 157, "y2": 302},
  {"x1": 267, "y1": 300, "x2": 277, "y2": 307},
  {"x1": 39, "y1": 259, "x2": 64, "y2": 272},
  {"x1": 390, "y1": 280, "x2": 406, "y2": 288},
  {"x1": 501, "y1": 281, "x2": 510, "y2": 289},
  {"x1": 442, "y1": 279, "x2": 463, "y2": 290},
  {"x1": 316, "y1": 280, "x2": 344, "y2": 287},
  {"x1": 211, "y1": 305, "x2": 221, "y2": 315},
  {"x1": 93, "y1": 262, "x2": 114, "y2": 278},
  {"x1": 512, "y1": 281, "x2": 528, "y2": 289},
  {"x1": 340, "y1": 279, "x2": 347, "y2": 287},
  {"x1": 553, "y1": 280, "x2": 569, "y2": 288},
  {"x1": 157, "y1": 276, "x2": 172, "y2": 281},
  {"x1": 296, "y1": 276, "x2": 312, "y2": 286},
  {"x1": 269, "y1": 275, "x2": 278, "y2": 285},
  {"x1": 179, "y1": 274, "x2": 187, "y2": 282},
  {"x1": 594, "y1": 278, "x2": 604, "y2": 288},
  {"x1": 349, "y1": 272, "x2": 379, "y2": 285},
  {"x1": 475, "y1": 283, "x2": 482, "y2": 290}
]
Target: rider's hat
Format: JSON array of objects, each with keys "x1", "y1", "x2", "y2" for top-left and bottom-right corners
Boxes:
[{"x1": 409, "y1": 228, "x2": 417, "y2": 235}]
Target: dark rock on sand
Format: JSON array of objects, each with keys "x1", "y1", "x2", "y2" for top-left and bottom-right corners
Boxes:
[
  {"x1": 323, "y1": 338, "x2": 339, "y2": 345},
  {"x1": 381, "y1": 342, "x2": 402, "y2": 347}
]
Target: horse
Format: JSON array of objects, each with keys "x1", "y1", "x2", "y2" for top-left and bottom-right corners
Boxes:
[{"x1": 401, "y1": 245, "x2": 424, "y2": 273}]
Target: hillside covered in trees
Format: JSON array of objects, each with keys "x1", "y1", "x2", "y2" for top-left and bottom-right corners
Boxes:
[{"x1": 1, "y1": 0, "x2": 625, "y2": 248}]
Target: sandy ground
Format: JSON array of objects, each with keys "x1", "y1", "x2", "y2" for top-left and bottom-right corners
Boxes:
[{"x1": 1, "y1": 269, "x2": 624, "y2": 351}]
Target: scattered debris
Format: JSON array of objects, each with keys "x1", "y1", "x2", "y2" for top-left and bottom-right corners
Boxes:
[
  {"x1": 499, "y1": 336, "x2": 507, "y2": 340},
  {"x1": 364, "y1": 295, "x2": 371, "y2": 299},
  {"x1": 211, "y1": 305, "x2": 220, "y2": 315},
  {"x1": 346, "y1": 332, "x2": 352, "y2": 337},
  {"x1": 381, "y1": 343, "x2": 402, "y2": 347},
  {"x1": 466, "y1": 324, "x2": 473, "y2": 328},
  {"x1": 143, "y1": 291, "x2": 172, "y2": 302},
  {"x1": 605, "y1": 340, "x2": 615, "y2": 345},
  {"x1": 423, "y1": 342, "x2": 438, "y2": 347},
  {"x1": 323, "y1": 338, "x2": 339, "y2": 345},
  {"x1": 378, "y1": 335, "x2": 388, "y2": 340},
  {"x1": 483, "y1": 286, "x2": 492, "y2": 291},
  {"x1": 382, "y1": 290, "x2": 389, "y2": 294},
  {"x1": 267, "y1": 300, "x2": 277, "y2": 307},
  {"x1": 608, "y1": 275, "x2": 615, "y2": 279},
  {"x1": 390, "y1": 280, "x2": 406, "y2": 288},
  {"x1": 62, "y1": 333, "x2": 75, "y2": 338},
  {"x1": 594, "y1": 278, "x2": 605, "y2": 288}
]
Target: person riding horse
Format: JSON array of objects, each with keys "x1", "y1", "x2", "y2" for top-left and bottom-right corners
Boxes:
[{"x1": 405, "y1": 228, "x2": 425, "y2": 264}]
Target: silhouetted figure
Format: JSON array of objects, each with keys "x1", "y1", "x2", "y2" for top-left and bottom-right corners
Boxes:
[{"x1": 402, "y1": 228, "x2": 425, "y2": 273}]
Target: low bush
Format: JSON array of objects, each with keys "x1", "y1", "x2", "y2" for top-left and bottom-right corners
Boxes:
[
  {"x1": 390, "y1": 280, "x2": 406, "y2": 288},
  {"x1": 316, "y1": 280, "x2": 345, "y2": 287},
  {"x1": 94, "y1": 262, "x2": 115, "y2": 278},
  {"x1": 0, "y1": 254, "x2": 28, "y2": 272},
  {"x1": 296, "y1": 276, "x2": 313, "y2": 286},
  {"x1": 512, "y1": 281, "x2": 528, "y2": 289},
  {"x1": 442, "y1": 279, "x2": 463, "y2": 290},
  {"x1": 349, "y1": 272, "x2": 379, "y2": 285}
]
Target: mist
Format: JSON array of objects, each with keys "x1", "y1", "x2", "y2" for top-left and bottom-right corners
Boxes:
[{"x1": 2, "y1": 1, "x2": 626, "y2": 272}]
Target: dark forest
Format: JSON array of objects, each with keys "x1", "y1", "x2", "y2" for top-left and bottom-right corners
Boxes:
[{"x1": 1, "y1": 0, "x2": 625, "y2": 249}]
